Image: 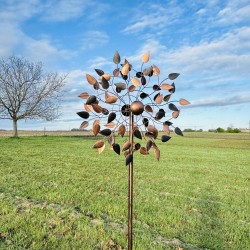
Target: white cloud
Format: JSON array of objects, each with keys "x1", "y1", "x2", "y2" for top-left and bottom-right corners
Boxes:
[
  {"x1": 81, "y1": 31, "x2": 109, "y2": 50},
  {"x1": 42, "y1": 0, "x2": 90, "y2": 22},
  {"x1": 88, "y1": 56, "x2": 113, "y2": 69},
  {"x1": 122, "y1": 3, "x2": 182, "y2": 34}
]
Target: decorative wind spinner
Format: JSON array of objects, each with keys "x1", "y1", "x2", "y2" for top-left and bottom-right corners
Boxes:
[{"x1": 77, "y1": 51, "x2": 190, "y2": 250}]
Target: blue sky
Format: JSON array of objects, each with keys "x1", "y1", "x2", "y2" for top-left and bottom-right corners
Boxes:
[{"x1": 0, "y1": 0, "x2": 250, "y2": 131}]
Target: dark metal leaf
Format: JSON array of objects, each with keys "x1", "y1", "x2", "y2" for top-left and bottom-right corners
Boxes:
[
  {"x1": 93, "y1": 82, "x2": 99, "y2": 90},
  {"x1": 155, "y1": 111, "x2": 165, "y2": 120},
  {"x1": 102, "y1": 108, "x2": 109, "y2": 115},
  {"x1": 80, "y1": 121, "x2": 89, "y2": 129},
  {"x1": 153, "y1": 85, "x2": 161, "y2": 91},
  {"x1": 112, "y1": 143, "x2": 120, "y2": 155},
  {"x1": 99, "y1": 129, "x2": 112, "y2": 136},
  {"x1": 161, "y1": 135, "x2": 171, "y2": 142},
  {"x1": 143, "y1": 66, "x2": 153, "y2": 76},
  {"x1": 126, "y1": 154, "x2": 133, "y2": 166},
  {"x1": 169, "y1": 83, "x2": 175, "y2": 94},
  {"x1": 140, "y1": 92, "x2": 148, "y2": 99},
  {"x1": 86, "y1": 95, "x2": 97, "y2": 105},
  {"x1": 101, "y1": 77, "x2": 109, "y2": 89},
  {"x1": 108, "y1": 112, "x2": 116, "y2": 123},
  {"x1": 77, "y1": 111, "x2": 89, "y2": 119},
  {"x1": 121, "y1": 104, "x2": 130, "y2": 116},
  {"x1": 168, "y1": 73, "x2": 180, "y2": 80},
  {"x1": 113, "y1": 51, "x2": 121, "y2": 64},
  {"x1": 134, "y1": 143, "x2": 141, "y2": 151},
  {"x1": 120, "y1": 71, "x2": 128, "y2": 80},
  {"x1": 133, "y1": 129, "x2": 142, "y2": 139},
  {"x1": 142, "y1": 118, "x2": 149, "y2": 127},
  {"x1": 146, "y1": 140, "x2": 153, "y2": 151},
  {"x1": 95, "y1": 69, "x2": 104, "y2": 76},
  {"x1": 175, "y1": 127, "x2": 183, "y2": 136},
  {"x1": 163, "y1": 121, "x2": 173, "y2": 126},
  {"x1": 115, "y1": 82, "x2": 126, "y2": 90},
  {"x1": 136, "y1": 72, "x2": 142, "y2": 78},
  {"x1": 169, "y1": 103, "x2": 179, "y2": 111},
  {"x1": 141, "y1": 76, "x2": 146, "y2": 85}
]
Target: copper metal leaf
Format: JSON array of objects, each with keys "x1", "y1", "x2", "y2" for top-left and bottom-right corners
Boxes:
[
  {"x1": 152, "y1": 65, "x2": 160, "y2": 75},
  {"x1": 162, "y1": 84, "x2": 173, "y2": 90},
  {"x1": 141, "y1": 51, "x2": 150, "y2": 63},
  {"x1": 95, "y1": 69, "x2": 104, "y2": 76},
  {"x1": 143, "y1": 66, "x2": 153, "y2": 76},
  {"x1": 105, "y1": 122, "x2": 115, "y2": 128},
  {"x1": 92, "y1": 104, "x2": 103, "y2": 113},
  {"x1": 161, "y1": 135, "x2": 171, "y2": 142},
  {"x1": 169, "y1": 103, "x2": 179, "y2": 111},
  {"x1": 179, "y1": 98, "x2": 190, "y2": 105},
  {"x1": 93, "y1": 140, "x2": 104, "y2": 148},
  {"x1": 99, "y1": 129, "x2": 112, "y2": 136},
  {"x1": 154, "y1": 148, "x2": 160, "y2": 161},
  {"x1": 98, "y1": 143, "x2": 106, "y2": 154},
  {"x1": 128, "y1": 85, "x2": 136, "y2": 92},
  {"x1": 101, "y1": 77, "x2": 109, "y2": 89},
  {"x1": 155, "y1": 94, "x2": 163, "y2": 104},
  {"x1": 105, "y1": 96, "x2": 118, "y2": 104},
  {"x1": 163, "y1": 124, "x2": 170, "y2": 135},
  {"x1": 92, "y1": 123, "x2": 100, "y2": 136},
  {"x1": 172, "y1": 111, "x2": 180, "y2": 119},
  {"x1": 80, "y1": 121, "x2": 89, "y2": 129},
  {"x1": 175, "y1": 127, "x2": 184, "y2": 136},
  {"x1": 105, "y1": 91, "x2": 110, "y2": 100},
  {"x1": 122, "y1": 63, "x2": 130, "y2": 76},
  {"x1": 93, "y1": 119, "x2": 100, "y2": 126},
  {"x1": 118, "y1": 124, "x2": 126, "y2": 137},
  {"x1": 168, "y1": 73, "x2": 180, "y2": 80},
  {"x1": 145, "y1": 105, "x2": 153, "y2": 113},
  {"x1": 146, "y1": 140, "x2": 153, "y2": 151},
  {"x1": 108, "y1": 112, "x2": 116, "y2": 123},
  {"x1": 131, "y1": 77, "x2": 140, "y2": 87},
  {"x1": 112, "y1": 143, "x2": 120, "y2": 155},
  {"x1": 126, "y1": 154, "x2": 133, "y2": 166},
  {"x1": 84, "y1": 104, "x2": 92, "y2": 112},
  {"x1": 124, "y1": 150, "x2": 130, "y2": 157},
  {"x1": 115, "y1": 82, "x2": 126, "y2": 90},
  {"x1": 78, "y1": 92, "x2": 89, "y2": 99},
  {"x1": 133, "y1": 129, "x2": 142, "y2": 140},
  {"x1": 154, "y1": 93, "x2": 160, "y2": 101},
  {"x1": 122, "y1": 141, "x2": 131, "y2": 151},
  {"x1": 99, "y1": 73, "x2": 111, "y2": 81},
  {"x1": 86, "y1": 95, "x2": 97, "y2": 105},
  {"x1": 77, "y1": 111, "x2": 89, "y2": 119},
  {"x1": 163, "y1": 94, "x2": 171, "y2": 102},
  {"x1": 140, "y1": 147, "x2": 149, "y2": 155},
  {"x1": 148, "y1": 125, "x2": 158, "y2": 139},
  {"x1": 93, "y1": 82, "x2": 99, "y2": 90},
  {"x1": 113, "y1": 51, "x2": 121, "y2": 64},
  {"x1": 86, "y1": 74, "x2": 97, "y2": 85},
  {"x1": 113, "y1": 68, "x2": 120, "y2": 77}
]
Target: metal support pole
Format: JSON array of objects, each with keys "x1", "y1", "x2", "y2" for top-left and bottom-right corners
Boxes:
[{"x1": 128, "y1": 112, "x2": 134, "y2": 250}]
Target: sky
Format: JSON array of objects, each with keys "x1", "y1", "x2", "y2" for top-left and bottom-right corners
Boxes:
[{"x1": 0, "y1": 0, "x2": 250, "y2": 131}]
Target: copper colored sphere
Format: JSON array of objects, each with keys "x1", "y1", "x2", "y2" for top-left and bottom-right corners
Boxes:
[{"x1": 130, "y1": 101, "x2": 144, "y2": 115}]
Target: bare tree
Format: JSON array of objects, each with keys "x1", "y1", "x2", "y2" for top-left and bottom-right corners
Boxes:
[{"x1": 0, "y1": 56, "x2": 66, "y2": 137}]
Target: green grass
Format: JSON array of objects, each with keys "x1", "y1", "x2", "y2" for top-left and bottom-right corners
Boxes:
[{"x1": 0, "y1": 134, "x2": 250, "y2": 249}]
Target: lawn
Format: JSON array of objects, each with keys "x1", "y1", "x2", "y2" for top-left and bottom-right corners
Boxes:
[{"x1": 0, "y1": 133, "x2": 249, "y2": 249}]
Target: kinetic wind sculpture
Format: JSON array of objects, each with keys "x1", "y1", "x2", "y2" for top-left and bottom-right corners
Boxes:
[{"x1": 77, "y1": 51, "x2": 190, "y2": 249}]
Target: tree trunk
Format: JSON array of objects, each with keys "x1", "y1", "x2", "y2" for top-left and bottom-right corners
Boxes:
[{"x1": 13, "y1": 119, "x2": 18, "y2": 137}]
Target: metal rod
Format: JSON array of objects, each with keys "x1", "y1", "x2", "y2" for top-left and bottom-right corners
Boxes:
[{"x1": 128, "y1": 112, "x2": 134, "y2": 250}]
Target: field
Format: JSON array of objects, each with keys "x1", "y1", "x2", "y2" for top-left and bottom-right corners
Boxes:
[{"x1": 0, "y1": 132, "x2": 250, "y2": 249}]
